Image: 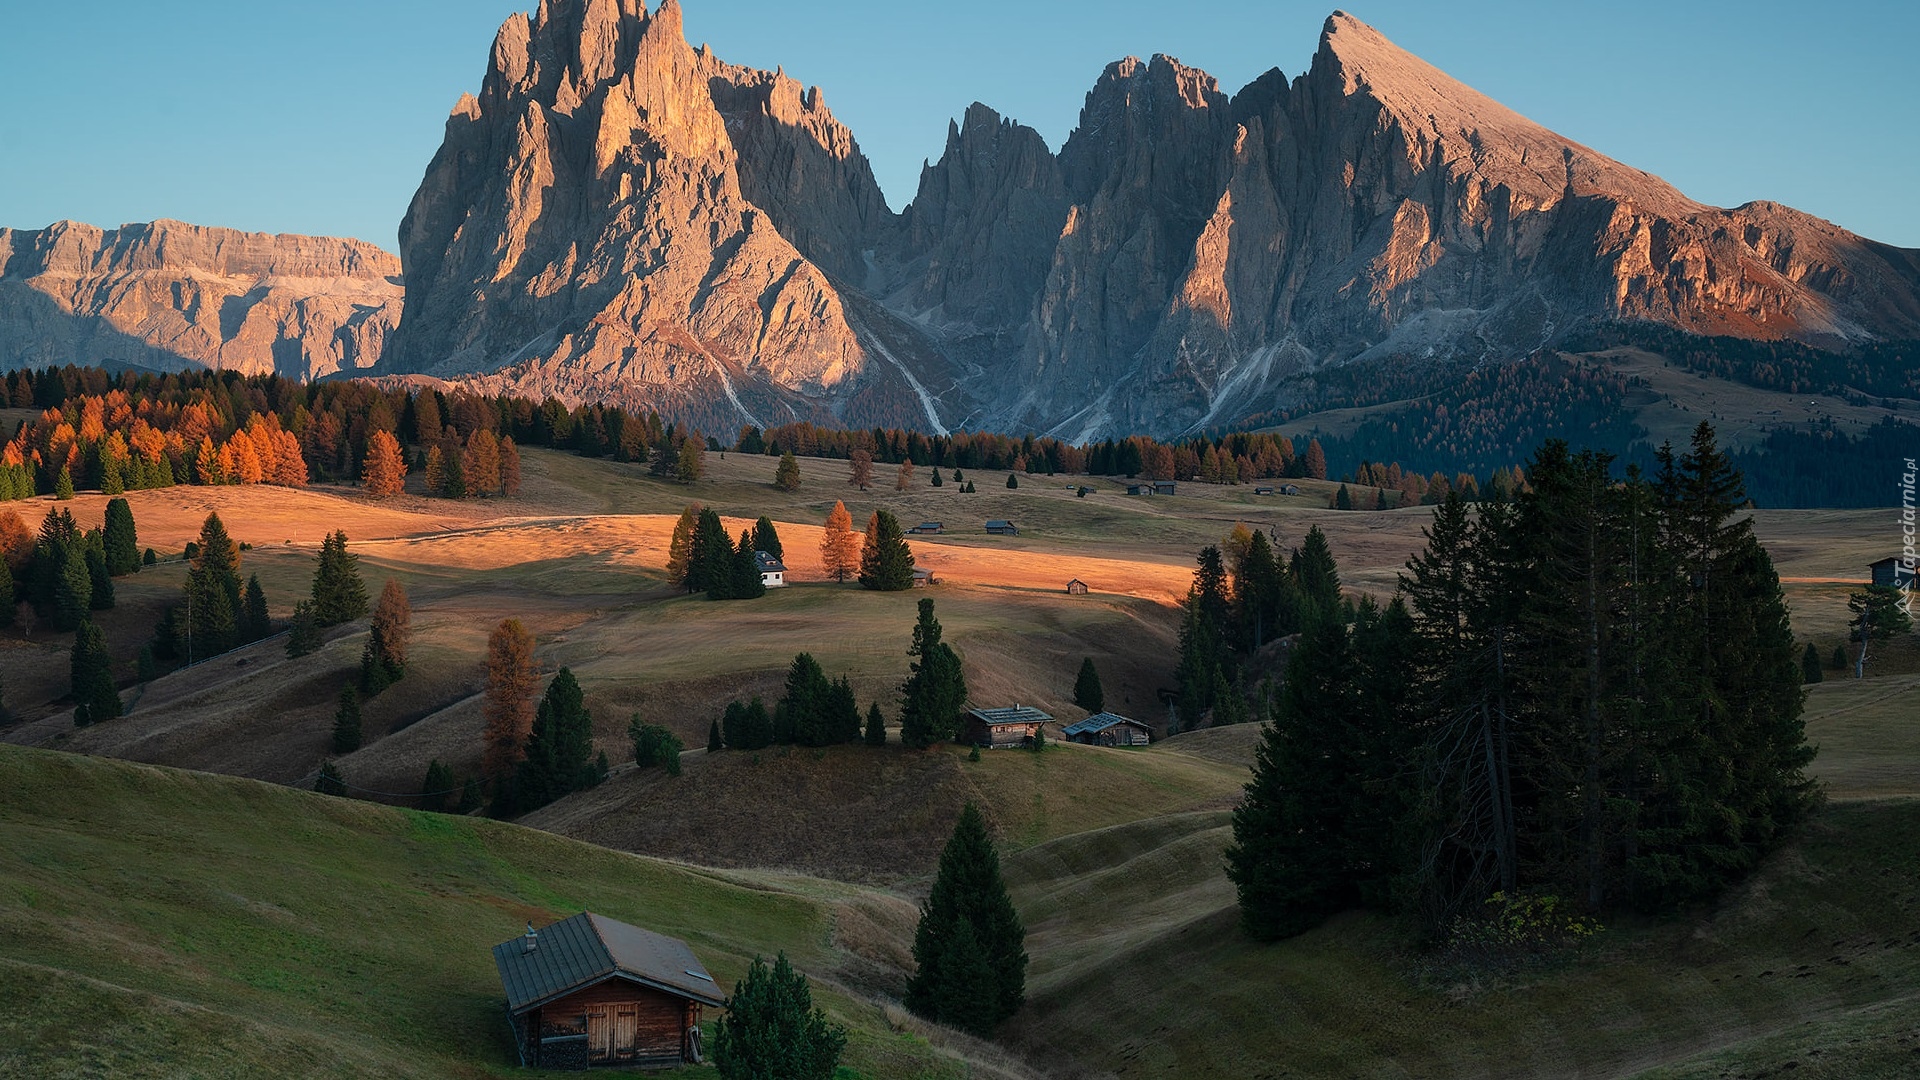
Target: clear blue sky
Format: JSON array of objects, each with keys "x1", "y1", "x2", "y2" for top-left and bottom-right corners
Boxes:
[{"x1": 3, "y1": 0, "x2": 1914, "y2": 251}]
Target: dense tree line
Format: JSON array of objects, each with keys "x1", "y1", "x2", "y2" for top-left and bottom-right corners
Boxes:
[{"x1": 1225, "y1": 423, "x2": 1820, "y2": 943}]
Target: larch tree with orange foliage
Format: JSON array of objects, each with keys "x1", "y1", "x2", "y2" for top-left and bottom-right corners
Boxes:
[
  {"x1": 361, "y1": 578, "x2": 411, "y2": 694},
  {"x1": 820, "y1": 500, "x2": 859, "y2": 583},
  {"x1": 361, "y1": 430, "x2": 408, "y2": 496},
  {"x1": 464, "y1": 429, "x2": 502, "y2": 495},
  {"x1": 848, "y1": 448, "x2": 874, "y2": 490},
  {"x1": 499, "y1": 435, "x2": 522, "y2": 496},
  {"x1": 482, "y1": 618, "x2": 539, "y2": 789}
]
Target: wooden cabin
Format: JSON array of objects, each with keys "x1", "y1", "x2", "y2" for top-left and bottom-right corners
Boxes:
[
  {"x1": 965, "y1": 705, "x2": 1052, "y2": 748},
  {"x1": 1065, "y1": 578, "x2": 1089, "y2": 595},
  {"x1": 494, "y1": 912, "x2": 726, "y2": 1071},
  {"x1": 1126, "y1": 483, "x2": 1150, "y2": 496},
  {"x1": 1280, "y1": 483, "x2": 1301, "y2": 496},
  {"x1": 1062, "y1": 712, "x2": 1152, "y2": 746},
  {"x1": 1253, "y1": 486, "x2": 1275, "y2": 496},
  {"x1": 908, "y1": 521, "x2": 944, "y2": 535},
  {"x1": 1152, "y1": 480, "x2": 1177, "y2": 496},
  {"x1": 1871, "y1": 556, "x2": 1906, "y2": 587},
  {"x1": 913, "y1": 566, "x2": 937, "y2": 587},
  {"x1": 754, "y1": 551, "x2": 787, "y2": 588},
  {"x1": 985, "y1": 520, "x2": 1019, "y2": 536}
]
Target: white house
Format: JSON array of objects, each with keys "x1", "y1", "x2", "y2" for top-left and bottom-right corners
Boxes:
[{"x1": 754, "y1": 551, "x2": 787, "y2": 588}]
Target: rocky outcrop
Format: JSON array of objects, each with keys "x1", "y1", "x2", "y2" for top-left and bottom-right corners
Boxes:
[
  {"x1": 0, "y1": 219, "x2": 400, "y2": 379},
  {"x1": 382, "y1": 2, "x2": 1920, "y2": 438},
  {"x1": 385, "y1": 0, "x2": 954, "y2": 433}
]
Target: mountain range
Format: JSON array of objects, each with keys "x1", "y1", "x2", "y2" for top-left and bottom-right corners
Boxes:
[{"x1": 4, "y1": 2, "x2": 1917, "y2": 441}]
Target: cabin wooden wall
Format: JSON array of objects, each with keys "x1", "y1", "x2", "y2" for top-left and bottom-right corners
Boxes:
[{"x1": 545, "y1": 981, "x2": 689, "y2": 1064}]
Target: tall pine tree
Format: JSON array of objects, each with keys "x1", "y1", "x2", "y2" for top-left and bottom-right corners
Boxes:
[{"x1": 905, "y1": 803, "x2": 1026, "y2": 1033}]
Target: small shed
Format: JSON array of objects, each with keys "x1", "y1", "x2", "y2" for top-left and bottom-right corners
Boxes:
[
  {"x1": 1065, "y1": 578, "x2": 1089, "y2": 595},
  {"x1": 1280, "y1": 483, "x2": 1301, "y2": 496},
  {"x1": 908, "y1": 522, "x2": 944, "y2": 535},
  {"x1": 1871, "y1": 556, "x2": 1906, "y2": 587},
  {"x1": 1253, "y1": 486, "x2": 1275, "y2": 496},
  {"x1": 1152, "y1": 480, "x2": 1177, "y2": 496},
  {"x1": 1063, "y1": 712, "x2": 1152, "y2": 746},
  {"x1": 494, "y1": 912, "x2": 725, "y2": 1071},
  {"x1": 754, "y1": 551, "x2": 787, "y2": 588},
  {"x1": 913, "y1": 566, "x2": 937, "y2": 587},
  {"x1": 965, "y1": 705, "x2": 1052, "y2": 748},
  {"x1": 1126, "y1": 483, "x2": 1150, "y2": 496},
  {"x1": 986, "y1": 520, "x2": 1019, "y2": 536}
]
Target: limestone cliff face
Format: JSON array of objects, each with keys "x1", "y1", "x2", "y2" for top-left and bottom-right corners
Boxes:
[
  {"x1": 383, "y1": 2, "x2": 1920, "y2": 438},
  {"x1": 385, "y1": 0, "x2": 955, "y2": 432},
  {"x1": 0, "y1": 219, "x2": 400, "y2": 379}
]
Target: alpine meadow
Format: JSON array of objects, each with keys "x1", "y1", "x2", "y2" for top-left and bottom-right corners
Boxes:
[{"x1": 2, "y1": 1, "x2": 1917, "y2": 1077}]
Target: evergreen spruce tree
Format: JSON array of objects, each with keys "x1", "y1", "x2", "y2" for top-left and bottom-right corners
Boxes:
[
  {"x1": 782, "y1": 653, "x2": 833, "y2": 745},
  {"x1": 1006, "y1": 473, "x2": 1018, "y2": 489},
  {"x1": 84, "y1": 543, "x2": 114, "y2": 610},
  {"x1": 858, "y1": 510, "x2": 915, "y2": 591},
  {"x1": 1335, "y1": 483, "x2": 1352, "y2": 510},
  {"x1": 727, "y1": 528, "x2": 767, "y2": 600},
  {"x1": 772, "y1": 451, "x2": 802, "y2": 492},
  {"x1": 864, "y1": 702, "x2": 886, "y2": 746},
  {"x1": 899, "y1": 599, "x2": 967, "y2": 748},
  {"x1": 825, "y1": 675, "x2": 861, "y2": 744},
  {"x1": 54, "y1": 466, "x2": 74, "y2": 500},
  {"x1": 240, "y1": 574, "x2": 270, "y2": 644},
  {"x1": 136, "y1": 644, "x2": 156, "y2": 682},
  {"x1": 712, "y1": 953, "x2": 846, "y2": 1080},
  {"x1": 1802, "y1": 643, "x2": 1824, "y2": 684},
  {"x1": 309, "y1": 531, "x2": 368, "y2": 626},
  {"x1": 331, "y1": 685, "x2": 363, "y2": 753},
  {"x1": 1290, "y1": 526, "x2": 1341, "y2": 616},
  {"x1": 692, "y1": 508, "x2": 734, "y2": 597},
  {"x1": 316, "y1": 762, "x2": 347, "y2": 796},
  {"x1": 666, "y1": 504, "x2": 702, "y2": 591},
  {"x1": 52, "y1": 543, "x2": 92, "y2": 631},
  {"x1": 742, "y1": 696, "x2": 773, "y2": 750},
  {"x1": 708, "y1": 718, "x2": 724, "y2": 753},
  {"x1": 421, "y1": 759, "x2": 455, "y2": 813},
  {"x1": 285, "y1": 601, "x2": 322, "y2": 658},
  {"x1": 751, "y1": 516, "x2": 783, "y2": 561},
  {"x1": 905, "y1": 803, "x2": 1026, "y2": 1031},
  {"x1": 512, "y1": 668, "x2": 596, "y2": 813},
  {"x1": 721, "y1": 701, "x2": 746, "y2": 750},
  {"x1": 70, "y1": 619, "x2": 120, "y2": 726},
  {"x1": 1072, "y1": 657, "x2": 1104, "y2": 713},
  {"x1": 103, "y1": 497, "x2": 138, "y2": 575},
  {"x1": 1831, "y1": 644, "x2": 1848, "y2": 671}
]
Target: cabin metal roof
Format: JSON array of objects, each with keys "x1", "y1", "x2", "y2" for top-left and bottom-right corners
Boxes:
[
  {"x1": 493, "y1": 912, "x2": 725, "y2": 1015},
  {"x1": 968, "y1": 705, "x2": 1052, "y2": 727},
  {"x1": 1062, "y1": 712, "x2": 1150, "y2": 736},
  {"x1": 754, "y1": 551, "x2": 786, "y2": 572},
  {"x1": 985, "y1": 520, "x2": 1016, "y2": 528}
]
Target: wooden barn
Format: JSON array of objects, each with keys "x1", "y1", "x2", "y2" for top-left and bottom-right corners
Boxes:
[
  {"x1": 965, "y1": 705, "x2": 1052, "y2": 748},
  {"x1": 1126, "y1": 483, "x2": 1150, "y2": 496},
  {"x1": 908, "y1": 521, "x2": 944, "y2": 535},
  {"x1": 494, "y1": 913, "x2": 725, "y2": 1071},
  {"x1": 986, "y1": 520, "x2": 1020, "y2": 536},
  {"x1": 1871, "y1": 556, "x2": 1908, "y2": 587},
  {"x1": 1152, "y1": 480, "x2": 1177, "y2": 495},
  {"x1": 1062, "y1": 712, "x2": 1152, "y2": 747},
  {"x1": 1280, "y1": 483, "x2": 1301, "y2": 496},
  {"x1": 1253, "y1": 486, "x2": 1275, "y2": 496},
  {"x1": 1065, "y1": 578, "x2": 1089, "y2": 595},
  {"x1": 913, "y1": 566, "x2": 938, "y2": 587}
]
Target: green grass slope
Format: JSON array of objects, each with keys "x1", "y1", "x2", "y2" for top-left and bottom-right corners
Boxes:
[{"x1": 0, "y1": 744, "x2": 989, "y2": 1080}]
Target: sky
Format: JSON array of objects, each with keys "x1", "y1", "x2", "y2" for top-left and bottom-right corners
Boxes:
[{"x1": 2, "y1": 0, "x2": 1915, "y2": 251}]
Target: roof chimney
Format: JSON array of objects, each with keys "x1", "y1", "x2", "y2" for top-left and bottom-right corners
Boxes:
[{"x1": 523, "y1": 921, "x2": 538, "y2": 954}]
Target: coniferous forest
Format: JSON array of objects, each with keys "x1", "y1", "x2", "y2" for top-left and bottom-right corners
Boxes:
[{"x1": 1218, "y1": 422, "x2": 1820, "y2": 940}]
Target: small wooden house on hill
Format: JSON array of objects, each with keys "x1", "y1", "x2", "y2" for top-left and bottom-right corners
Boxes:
[
  {"x1": 913, "y1": 566, "x2": 937, "y2": 587},
  {"x1": 1253, "y1": 486, "x2": 1275, "y2": 496},
  {"x1": 965, "y1": 705, "x2": 1052, "y2": 748},
  {"x1": 1063, "y1": 712, "x2": 1151, "y2": 747},
  {"x1": 493, "y1": 912, "x2": 725, "y2": 1071},
  {"x1": 1152, "y1": 480, "x2": 1177, "y2": 495},
  {"x1": 1871, "y1": 556, "x2": 1909, "y2": 587},
  {"x1": 986, "y1": 520, "x2": 1019, "y2": 536},
  {"x1": 754, "y1": 551, "x2": 786, "y2": 588},
  {"x1": 908, "y1": 521, "x2": 944, "y2": 535},
  {"x1": 1065, "y1": 578, "x2": 1089, "y2": 595}
]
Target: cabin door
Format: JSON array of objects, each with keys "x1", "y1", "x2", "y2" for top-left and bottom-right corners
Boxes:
[
  {"x1": 612, "y1": 1004, "x2": 639, "y2": 1059},
  {"x1": 585, "y1": 1005, "x2": 612, "y2": 1061}
]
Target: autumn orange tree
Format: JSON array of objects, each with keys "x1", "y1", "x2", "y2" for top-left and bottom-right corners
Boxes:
[
  {"x1": 820, "y1": 501, "x2": 859, "y2": 582},
  {"x1": 361, "y1": 430, "x2": 408, "y2": 496},
  {"x1": 847, "y1": 448, "x2": 874, "y2": 490},
  {"x1": 482, "y1": 618, "x2": 539, "y2": 789},
  {"x1": 361, "y1": 579, "x2": 411, "y2": 694}
]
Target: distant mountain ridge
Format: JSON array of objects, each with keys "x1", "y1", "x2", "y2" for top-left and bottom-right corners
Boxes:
[
  {"x1": 4, "y1": 3, "x2": 1916, "y2": 440},
  {"x1": 0, "y1": 219, "x2": 401, "y2": 381}
]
